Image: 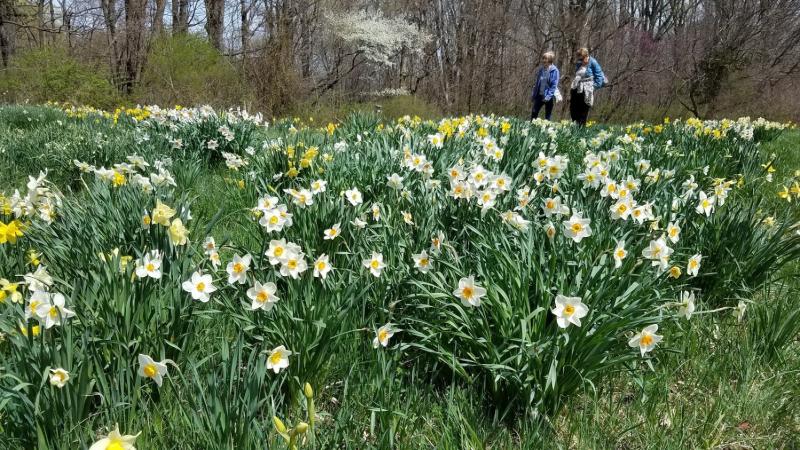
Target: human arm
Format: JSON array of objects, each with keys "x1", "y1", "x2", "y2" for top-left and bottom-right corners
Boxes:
[
  {"x1": 544, "y1": 66, "x2": 559, "y2": 101},
  {"x1": 590, "y1": 58, "x2": 605, "y2": 88}
]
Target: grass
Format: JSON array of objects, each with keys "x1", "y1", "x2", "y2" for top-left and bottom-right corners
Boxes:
[{"x1": 0, "y1": 105, "x2": 798, "y2": 449}]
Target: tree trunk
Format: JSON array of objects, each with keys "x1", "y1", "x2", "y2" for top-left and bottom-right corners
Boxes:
[
  {"x1": 0, "y1": 0, "x2": 16, "y2": 67},
  {"x1": 205, "y1": 0, "x2": 225, "y2": 50},
  {"x1": 123, "y1": 0, "x2": 148, "y2": 93},
  {"x1": 153, "y1": 0, "x2": 167, "y2": 35},
  {"x1": 172, "y1": 0, "x2": 189, "y2": 34}
]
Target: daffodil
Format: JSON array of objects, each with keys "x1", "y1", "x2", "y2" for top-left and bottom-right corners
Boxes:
[
  {"x1": 686, "y1": 253, "x2": 702, "y2": 277},
  {"x1": 226, "y1": 254, "x2": 252, "y2": 284},
  {"x1": 247, "y1": 281, "x2": 279, "y2": 311},
  {"x1": 138, "y1": 354, "x2": 168, "y2": 387},
  {"x1": 734, "y1": 301, "x2": 747, "y2": 322},
  {"x1": 266, "y1": 345, "x2": 291, "y2": 374},
  {"x1": 134, "y1": 251, "x2": 162, "y2": 280},
  {"x1": 613, "y1": 241, "x2": 627, "y2": 268},
  {"x1": 453, "y1": 276, "x2": 486, "y2": 307},
  {"x1": 695, "y1": 191, "x2": 715, "y2": 216},
  {"x1": 279, "y1": 250, "x2": 307, "y2": 279},
  {"x1": 259, "y1": 208, "x2": 287, "y2": 232},
  {"x1": 35, "y1": 293, "x2": 76, "y2": 329},
  {"x1": 677, "y1": 291, "x2": 695, "y2": 319},
  {"x1": 666, "y1": 222, "x2": 681, "y2": 243},
  {"x1": 151, "y1": 200, "x2": 176, "y2": 226},
  {"x1": 551, "y1": 295, "x2": 589, "y2": 328},
  {"x1": 344, "y1": 188, "x2": 363, "y2": 206},
  {"x1": 412, "y1": 250, "x2": 432, "y2": 274},
  {"x1": 313, "y1": 254, "x2": 332, "y2": 279},
  {"x1": 266, "y1": 239, "x2": 290, "y2": 265},
  {"x1": 628, "y1": 324, "x2": 662, "y2": 356},
  {"x1": 642, "y1": 238, "x2": 673, "y2": 270},
  {"x1": 373, "y1": 324, "x2": 395, "y2": 348},
  {"x1": 0, "y1": 220, "x2": 24, "y2": 244},
  {"x1": 182, "y1": 271, "x2": 217, "y2": 302},
  {"x1": 168, "y1": 218, "x2": 189, "y2": 246},
  {"x1": 363, "y1": 252, "x2": 385, "y2": 277},
  {"x1": 88, "y1": 424, "x2": 140, "y2": 450},
  {"x1": 0, "y1": 278, "x2": 22, "y2": 303},
  {"x1": 49, "y1": 368, "x2": 70, "y2": 388},
  {"x1": 323, "y1": 224, "x2": 341, "y2": 240},
  {"x1": 562, "y1": 212, "x2": 592, "y2": 243}
]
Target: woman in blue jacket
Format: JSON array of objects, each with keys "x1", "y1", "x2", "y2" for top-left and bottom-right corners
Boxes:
[
  {"x1": 569, "y1": 47, "x2": 606, "y2": 126},
  {"x1": 530, "y1": 52, "x2": 559, "y2": 121}
]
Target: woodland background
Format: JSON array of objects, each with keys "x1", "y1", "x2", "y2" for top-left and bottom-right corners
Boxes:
[{"x1": 1, "y1": 0, "x2": 799, "y2": 121}]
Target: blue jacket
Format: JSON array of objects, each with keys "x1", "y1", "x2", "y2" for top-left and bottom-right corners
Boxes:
[
  {"x1": 576, "y1": 57, "x2": 606, "y2": 89},
  {"x1": 532, "y1": 65, "x2": 560, "y2": 101}
]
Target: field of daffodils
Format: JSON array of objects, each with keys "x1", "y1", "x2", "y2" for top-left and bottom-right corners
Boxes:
[{"x1": 0, "y1": 104, "x2": 798, "y2": 448}]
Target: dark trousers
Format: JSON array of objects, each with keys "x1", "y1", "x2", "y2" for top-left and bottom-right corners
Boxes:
[
  {"x1": 531, "y1": 95, "x2": 554, "y2": 120},
  {"x1": 570, "y1": 88, "x2": 591, "y2": 126}
]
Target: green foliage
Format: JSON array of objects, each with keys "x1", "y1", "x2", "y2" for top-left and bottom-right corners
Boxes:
[
  {"x1": 0, "y1": 106, "x2": 798, "y2": 449},
  {"x1": 0, "y1": 48, "x2": 120, "y2": 108},
  {"x1": 135, "y1": 35, "x2": 249, "y2": 108}
]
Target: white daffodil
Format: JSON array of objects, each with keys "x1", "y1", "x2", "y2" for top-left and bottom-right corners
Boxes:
[
  {"x1": 88, "y1": 424, "x2": 140, "y2": 450},
  {"x1": 734, "y1": 301, "x2": 747, "y2": 322},
  {"x1": 49, "y1": 368, "x2": 70, "y2": 388},
  {"x1": 363, "y1": 252, "x2": 385, "y2": 277},
  {"x1": 208, "y1": 250, "x2": 221, "y2": 269},
  {"x1": 203, "y1": 236, "x2": 217, "y2": 254},
  {"x1": 279, "y1": 250, "x2": 308, "y2": 279},
  {"x1": 24, "y1": 265, "x2": 53, "y2": 292},
  {"x1": 628, "y1": 324, "x2": 663, "y2": 356},
  {"x1": 610, "y1": 198, "x2": 633, "y2": 221},
  {"x1": 551, "y1": 295, "x2": 589, "y2": 328},
  {"x1": 387, "y1": 173, "x2": 404, "y2": 189},
  {"x1": 642, "y1": 237, "x2": 673, "y2": 270},
  {"x1": 431, "y1": 231, "x2": 444, "y2": 253},
  {"x1": 259, "y1": 208, "x2": 287, "y2": 232},
  {"x1": 226, "y1": 254, "x2": 252, "y2": 284},
  {"x1": 182, "y1": 271, "x2": 217, "y2": 302},
  {"x1": 373, "y1": 324, "x2": 395, "y2": 348},
  {"x1": 313, "y1": 254, "x2": 332, "y2": 279},
  {"x1": 134, "y1": 250, "x2": 162, "y2": 280},
  {"x1": 266, "y1": 345, "x2": 291, "y2": 373},
  {"x1": 310, "y1": 179, "x2": 327, "y2": 194},
  {"x1": 345, "y1": 187, "x2": 363, "y2": 206},
  {"x1": 412, "y1": 250, "x2": 433, "y2": 274},
  {"x1": 696, "y1": 191, "x2": 715, "y2": 216},
  {"x1": 266, "y1": 239, "x2": 289, "y2": 265},
  {"x1": 563, "y1": 212, "x2": 592, "y2": 243},
  {"x1": 613, "y1": 241, "x2": 627, "y2": 268},
  {"x1": 323, "y1": 223, "x2": 341, "y2": 240},
  {"x1": 35, "y1": 293, "x2": 76, "y2": 329},
  {"x1": 138, "y1": 354, "x2": 168, "y2": 387},
  {"x1": 687, "y1": 253, "x2": 702, "y2": 277},
  {"x1": 453, "y1": 276, "x2": 487, "y2": 307},
  {"x1": 352, "y1": 217, "x2": 367, "y2": 229},
  {"x1": 666, "y1": 222, "x2": 681, "y2": 244},
  {"x1": 247, "y1": 281, "x2": 279, "y2": 311},
  {"x1": 678, "y1": 291, "x2": 695, "y2": 320}
]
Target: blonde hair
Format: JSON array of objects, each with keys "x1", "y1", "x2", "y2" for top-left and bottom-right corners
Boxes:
[
  {"x1": 577, "y1": 47, "x2": 590, "y2": 58},
  {"x1": 542, "y1": 51, "x2": 555, "y2": 63}
]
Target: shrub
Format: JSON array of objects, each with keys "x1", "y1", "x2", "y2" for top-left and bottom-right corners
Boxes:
[
  {"x1": 0, "y1": 48, "x2": 120, "y2": 108},
  {"x1": 135, "y1": 34, "x2": 249, "y2": 108}
]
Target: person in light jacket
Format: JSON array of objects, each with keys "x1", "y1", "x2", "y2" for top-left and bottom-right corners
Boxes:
[
  {"x1": 530, "y1": 51, "x2": 560, "y2": 121},
  {"x1": 569, "y1": 47, "x2": 606, "y2": 126}
]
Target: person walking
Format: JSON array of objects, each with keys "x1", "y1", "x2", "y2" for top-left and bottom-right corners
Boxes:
[
  {"x1": 569, "y1": 47, "x2": 606, "y2": 126},
  {"x1": 530, "y1": 52, "x2": 560, "y2": 121}
]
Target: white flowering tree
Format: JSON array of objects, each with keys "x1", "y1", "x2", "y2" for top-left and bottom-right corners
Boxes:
[
  {"x1": 314, "y1": 9, "x2": 432, "y2": 94},
  {"x1": 325, "y1": 10, "x2": 431, "y2": 67}
]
